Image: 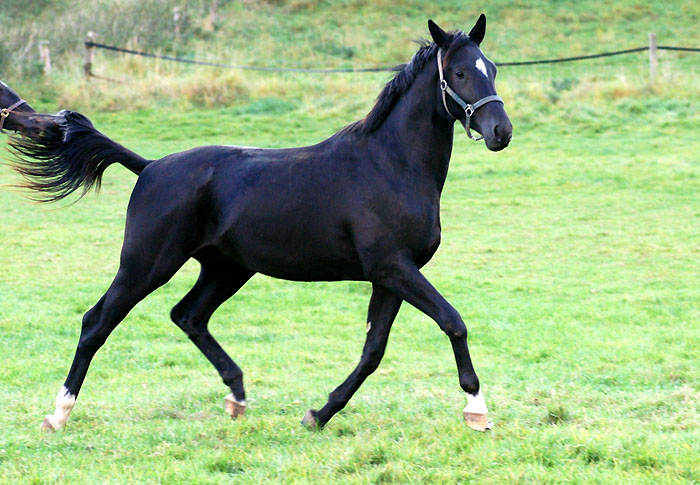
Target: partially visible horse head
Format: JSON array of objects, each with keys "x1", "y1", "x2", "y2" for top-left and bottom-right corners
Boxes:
[
  {"x1": 429, "y1": 15, "x2": 512, "y2": 151},
  {"x1": 0, "y1": 81, "x2": 62, "y2": 138},
  {"x1": 0, "y1": 81, "x2": 35, "y2": 132}
]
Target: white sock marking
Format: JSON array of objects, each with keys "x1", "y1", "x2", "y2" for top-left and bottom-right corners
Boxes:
[
  {"x1": 475, "y1": 58, "x2": 488, "y2": 78},
  {"x1": 45, "y1": 386, "x2": 76, "y2": 430},
  {"x1": 463, "y1": 390, "x2": 488, "y2": 414},
  {"x1": 225, "y1": 393, "x2": 246, "y2": 406}
]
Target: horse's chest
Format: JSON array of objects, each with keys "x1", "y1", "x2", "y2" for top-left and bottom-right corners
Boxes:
[{"x1": 394, "y1": 199, "x2": 441, "y2": 262}]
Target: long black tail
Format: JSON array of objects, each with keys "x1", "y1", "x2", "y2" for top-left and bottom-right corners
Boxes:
[{"x1": 8, "y1": 110, "x2": 150, "y2": 203}]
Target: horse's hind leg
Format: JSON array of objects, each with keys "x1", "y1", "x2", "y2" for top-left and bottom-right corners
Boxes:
[
  {"x1": 170, "y1": 260, "x2": 254, "y2": 419},
  {"x1": 302, "y1": 284, "x2": 402, "y2": 429},
  {"x1": 42, "y1": 255, "x2": 187, "y2": 431}
]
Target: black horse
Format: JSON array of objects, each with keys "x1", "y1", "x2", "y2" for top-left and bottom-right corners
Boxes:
[{"x1": 7, "y1": 16, "x2": 511, "y2": 431}]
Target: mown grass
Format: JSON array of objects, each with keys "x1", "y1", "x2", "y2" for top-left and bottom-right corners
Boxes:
[
  {"x1": 1, "y1": 1, "x2": 700, "y2": 483},
  {"x1": 1, "y1": 89, "x2": 699, "y2": 483}
]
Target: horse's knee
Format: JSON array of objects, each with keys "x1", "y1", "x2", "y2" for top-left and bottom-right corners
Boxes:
[
  {"x1": 77, "y1": 325, "x2": 110, "y2": 353},
  {"x1": 170, "y1": 305, "x2": 199, "y2": 335},
  {"x1": 76, "y1": 308, "x2": 108, "y2": 353},
  {"x1": 76, "y1": 336, "x2": 103, "y2": 354},
  {"x1": 170, "y1": 305, "x2": 187, "y2": 329},
  {"x1": 171, "y1": 298, "x2": 213, "y2": 338},
  {"x1": 358, "y1": 349, "x2": 384, "y2": 377},
  {"x1": 170, "y1": 296, "x2": 191, "y2": 324},
  {"x1": 82, "y1": 303, "x2": 101, "y2": 326},
  {"x1": 441, "y1": 310, "x2": 467, "y2": 340},
  {"x1": 448, "y1": 325, "x2": 467, "y2": 340}
]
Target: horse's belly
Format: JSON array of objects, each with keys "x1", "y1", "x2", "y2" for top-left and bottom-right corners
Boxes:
[
  {"x1": 218, "y1": 220, "x2": 363, "y2": 282},
  {"x1": 256, "y1": 259, "x2": 365, "y2": 282},
  {"x1": 230, "y1": 250, "x2": 365, "y2": 282}
]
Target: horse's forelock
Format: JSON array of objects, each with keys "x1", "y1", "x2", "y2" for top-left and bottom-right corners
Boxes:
[{"x1": 443, "y1": 31, "x2": 474, "y2": 66}]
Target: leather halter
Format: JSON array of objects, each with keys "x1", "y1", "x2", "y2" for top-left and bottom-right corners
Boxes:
[
  {"x1": 0, "y1": 98, "x2": 27, "y2": 133},
  {"x1": 437, "y1": 48, "x2": 503, "y2": 141}
]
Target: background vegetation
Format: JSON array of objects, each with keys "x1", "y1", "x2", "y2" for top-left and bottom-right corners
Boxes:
[{"x1": 1, "y1": 0, "x2": 699, "y2": 483}]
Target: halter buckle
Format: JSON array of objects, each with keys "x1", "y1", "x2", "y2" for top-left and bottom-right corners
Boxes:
[
  {"x1": 0, "y1": 99, "x2": 27, "y2": 132},
  {"x1": 439, "y1": 80, "x2": 447, "y2": 91},
  {"x1": 465, "y1": 105, "x2": 474, "y2": 117}
]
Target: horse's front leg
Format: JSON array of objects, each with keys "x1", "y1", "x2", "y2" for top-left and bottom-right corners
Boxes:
[
  {"x1": 373, "y1": 256, "x2": 492, "y2": 431},
  {"x1": 302, "y1": 284, "x2": 402, "y2": 429}
]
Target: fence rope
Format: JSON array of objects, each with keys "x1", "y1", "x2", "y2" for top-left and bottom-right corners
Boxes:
[
  {"x1": 497, "y1": 47, "x2": 649, "y2": 66},
  {"x1": 84, "y1": 41, "x2": 700, "y2": 73},
  {"x1": 657, "y1": 45, "x2": 700, "y2": 52},
  {"x1": 85, "y1": 42, "x2": 392, "y2": 73}
]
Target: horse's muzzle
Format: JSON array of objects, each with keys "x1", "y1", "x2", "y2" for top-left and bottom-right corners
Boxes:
[
  {"x1": 476, "y1": 104, "x2": 512, "y2": 152},
  {"x1": 485, "y1": 119, "x2": 512, "y2": 151}
]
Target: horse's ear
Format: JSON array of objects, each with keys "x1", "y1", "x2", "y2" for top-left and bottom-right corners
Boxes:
[
  {"x1": 468, "y1": 14, "x2": 486, "y2": 45},
  {"x1": 428, "y1": 19, "x2": 451, "y2": 49}
]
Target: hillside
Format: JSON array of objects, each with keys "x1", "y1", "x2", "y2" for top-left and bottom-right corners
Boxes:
[{"x1": 1, "y1": 0, "x2": 699, "y2": 117}]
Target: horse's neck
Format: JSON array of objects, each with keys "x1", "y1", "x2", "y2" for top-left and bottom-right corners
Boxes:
[{"x1": 374, "y1": 61, "x2": 455, "y2": 192}]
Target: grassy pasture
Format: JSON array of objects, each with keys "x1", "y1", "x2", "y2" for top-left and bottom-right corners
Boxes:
[
  {"x1": 1, "y1": 99, "x2": 698, "y2": 483},
  {"x1": 1, "y1": 1, "x2": 700, "y2": 483}
]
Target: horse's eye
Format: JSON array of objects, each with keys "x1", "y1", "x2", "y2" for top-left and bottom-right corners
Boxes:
[{"x1": 455, "y1": 71, "x2": 465, "y2": 79}]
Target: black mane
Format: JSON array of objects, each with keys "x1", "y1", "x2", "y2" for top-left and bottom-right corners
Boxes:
[{"x1": 344, "y1": 31, "x2": 470, "y2": 135}]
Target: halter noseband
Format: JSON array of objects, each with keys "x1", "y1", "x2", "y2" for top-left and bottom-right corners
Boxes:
[
  {"x1": 0, "y1": 98, "x2": 27, "y2": 133},
  {"x1": 437, "y1": 48, "x2": 503, "y2": 141}
]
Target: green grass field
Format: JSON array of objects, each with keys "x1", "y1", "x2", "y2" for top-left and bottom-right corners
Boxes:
[{"x1": 2, "y1": 1, "x2": 700, "y2": 483}]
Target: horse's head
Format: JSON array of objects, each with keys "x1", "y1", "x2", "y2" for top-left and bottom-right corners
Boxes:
[
  {"x1": 0, "y1": 80, "x2": 35, "y2": 133},
  {"x1": 0, "y1": 81, "x2": 62, "y2": 138},
  {"x1": 429, "y1": 15, "x2": 512, "y2": 151}
]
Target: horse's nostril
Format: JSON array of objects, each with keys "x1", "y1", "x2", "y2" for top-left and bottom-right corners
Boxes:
[{"x1": 493, "y1": 124, "x2": 501, "y2": 141}]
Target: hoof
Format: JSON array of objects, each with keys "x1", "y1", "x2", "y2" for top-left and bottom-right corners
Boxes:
[
  {"x1": 301, "y1": 409, "x2": 320, "y2": 430},
  {"x1": 224, "y1": 394, "x2": 246, "y2": 420},
  {"x1": 463, "y1": 411, "x2": 494, "y2": 432},
  {"x1": 41, "y1": 416, "x2": 60, "y2": 432}
]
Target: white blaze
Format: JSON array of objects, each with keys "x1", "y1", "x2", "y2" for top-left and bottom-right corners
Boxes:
[{"x1": 475, "y1": 58, "x2": 488, "y2": 78}]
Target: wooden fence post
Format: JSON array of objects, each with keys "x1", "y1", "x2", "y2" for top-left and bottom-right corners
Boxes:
[
  {"x1": 84, "y1": 31, "x2": 96, "y2": 79},
  {"x1": 648, "y1": 32, "x2": 657, "y2": 85},
  {"x1": 207, "y1": 0, "x2": 218, "y2": 30},
  {"x1": 38, "y1": 41, "x2": 51, "y2": 75},
  {"x1": 174, "y1": 7, "x2": 182, "y2": 39}
]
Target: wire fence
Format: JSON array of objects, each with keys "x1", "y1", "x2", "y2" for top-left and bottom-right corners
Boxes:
[{"x1": 85, "y1": 40, "x2": 700, "y2": 74}]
